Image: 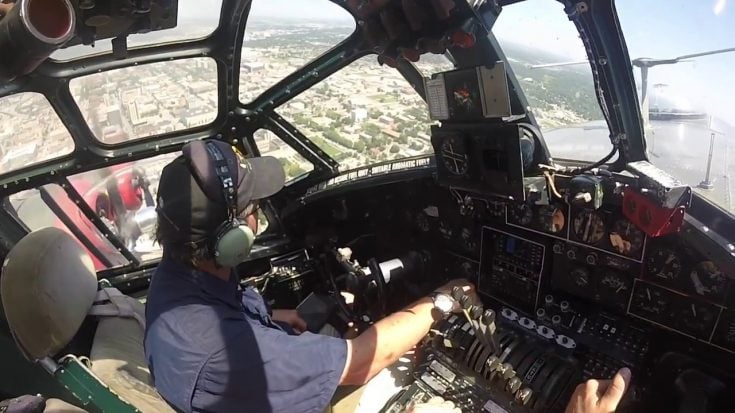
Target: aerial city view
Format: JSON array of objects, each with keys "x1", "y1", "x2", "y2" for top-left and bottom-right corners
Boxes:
[{"x1": 0, "y1": 12, "x2": 731, "y2": 213}]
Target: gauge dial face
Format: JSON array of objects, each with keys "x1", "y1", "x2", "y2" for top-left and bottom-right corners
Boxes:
[
  {"x1": 677, "y1": 302, "x2": 717, "y2": 338},
  {"x1": 631, "y1": 285, "x2": 668, "y2": 316},
  {"x1": 599, "y1": 271, "x2": 632, "y2": 309},
  {"x1": 539, "y1": 205, "x2": 565, "y2": 233},
  {"x1": 610, "y1": 219, "x2": 644, "y2": 256},
  {"x1": 573, "y1": 210, "x2": 606, "y2": 244},
  {"x1": 646, "y1": 247, "x2": 682, "y2": 281},
  {"x1": 510, "y1": 204, "x2": 533, "y2": 225},
  {"x1": 688, "y1": 261, "x2": 727, "y2": 300},
  {"x1": 440, "y1": 136, "x2": 469, "y2": 176}
]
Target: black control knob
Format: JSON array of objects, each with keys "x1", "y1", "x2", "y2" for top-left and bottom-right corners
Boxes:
[
  {"x1": 516, "y1": 387, "x2": 533, "y2": 405},
  {"x1": 451, "y1": 286, "x2": 464, "y2": 301},
  {"x1": 482, "y1": 309, "x2": 496, "y2": 325},
  {"x1": 560, "y1": 300, "x2": 570, "y2": 313},
  {"x1": 536, "y1": 308, "x2": 546, "y2": 318},
  {"x1": 552, "y1": 243, "x2": 563, "y2": 254},
  {"x1": 470, "y1": 305, "x2": 483, "y2": 320},
  {"x1": 552, "y1": 314, "x2": 562, "y2": 325},
  {"x1": 507, "y1": 376, "x2": 522, "y2": 394},
  {"x1": 544, "y1": 294, "x2": 554, "y2": 307},
  {"x1": 586, "y1": 253, "x2": 598, "y2": 265},
  {"x1": 460, "y1": 295, "x2": 472, "y2": 310}
]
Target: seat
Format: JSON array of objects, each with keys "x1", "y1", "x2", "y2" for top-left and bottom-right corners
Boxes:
[{"x1": 1, "y1": 227, "x2": 173, "y2": 413}]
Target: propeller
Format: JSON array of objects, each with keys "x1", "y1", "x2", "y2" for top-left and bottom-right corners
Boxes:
[{"x1": 529, "y1": 47, "x2": 735, "y2": 126}]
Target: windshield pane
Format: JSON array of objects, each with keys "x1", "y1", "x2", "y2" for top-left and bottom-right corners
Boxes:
[
  {"x1": 51, "y1": 0, "x2": 223, "y2": 61},
  {"x1": 70, "y1": 58, "x2": 217, "y2": 144},
  {"x1": 278, "y1": 55, "x2": 435, "y2": 171},
  {"x1": 493, "y1": 0, "x2": 609, "y2": 161},
  {"x1": 617, "y1": 0, "x2": 735, "y2": 216},
  {"x1": 0, "y1": 93, "x2": 75, "y2": 175},
  {"x1": 239, "y1": 0, "x2": 355, "y2": 103},
  {"x1": 254, "y1": 129, "x2": 314, "y2": 181}
]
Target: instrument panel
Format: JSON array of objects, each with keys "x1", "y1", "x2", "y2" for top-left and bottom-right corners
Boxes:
[{"x1": 443, "y1": 191, "x2": 734, "y2": 356}]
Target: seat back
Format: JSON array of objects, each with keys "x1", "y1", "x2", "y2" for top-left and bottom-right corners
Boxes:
[
  {"x1": 1, "y1": 227, "x2": 172, "y2": 413},
  {"x1": 1, "y1": 227, "x2": 98, "y2": 361}
]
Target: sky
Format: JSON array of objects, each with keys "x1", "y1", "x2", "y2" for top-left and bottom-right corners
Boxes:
[{"x1": 493, "y1": 0, "x2": 735, "y2": 126}]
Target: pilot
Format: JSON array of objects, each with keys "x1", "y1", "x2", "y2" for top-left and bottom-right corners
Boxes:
[{"x1": 146, "y1": 139, "x2": 631, "y2": 413}]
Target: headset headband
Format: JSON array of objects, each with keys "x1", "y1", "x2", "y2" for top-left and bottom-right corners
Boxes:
[{"x1": 204, "y1": 141, "x2": 238, "y2": 222}]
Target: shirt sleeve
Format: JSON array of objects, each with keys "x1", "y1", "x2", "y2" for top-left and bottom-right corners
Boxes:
[{"x1": 194, "y1": 319, "x2": 348, "y2": 413}]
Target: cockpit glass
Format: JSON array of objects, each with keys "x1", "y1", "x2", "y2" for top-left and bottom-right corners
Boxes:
[
  {"x1": 617, "y1": 0, "x2": 735, "y2": 216},
  {"x1": 51, "y1": 0, "x2": 224, "y2": 61},
  {"x1": 69, "y1": 58, "x2": 218, "y2": 144},
  {"x1": 238, "y1": 0, "x2": 355, "y2": 103},
  {"x1": 0, "y1": 93, "x2": 75, "y2": 176},
  {"x1": 493, "y1": 0, "x2": 609, "y2": 162},
  {"x1": 278, "y1": 55, "x2": 436, "y2": 171}
]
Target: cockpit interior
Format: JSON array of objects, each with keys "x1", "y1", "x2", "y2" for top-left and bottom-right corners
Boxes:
[{"x1": 0, "y1": 0, "x2": 734, "y2": 412}]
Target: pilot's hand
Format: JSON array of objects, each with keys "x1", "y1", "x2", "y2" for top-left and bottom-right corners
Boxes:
[
  {"x1": 565, "y1": 368, "x2": 631, "y2": 413},
  {"x1": 405, "y1": 396, "x2": 461, "y2": 413},
  {"x1": 435, "y1": 278, "x2": 478, "y2": 312},
  {"x1": 272, "y1": 309, "x2": 307, "y2": 334}
]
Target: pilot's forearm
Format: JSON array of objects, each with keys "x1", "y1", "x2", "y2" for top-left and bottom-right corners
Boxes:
[{"x1": 340, "y1": 296, "x2": 434, "y2": 385}]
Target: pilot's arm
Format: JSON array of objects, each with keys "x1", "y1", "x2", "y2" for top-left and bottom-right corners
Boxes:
[{"x1": 340, "y1": 279, "x2": 477, "y2": 385}]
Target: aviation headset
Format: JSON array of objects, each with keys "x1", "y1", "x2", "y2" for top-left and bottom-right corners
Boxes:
[
  {"x1": 204, "y1": 141, "x2": 257, "y2": 267},
  {"x1": 157, "y1": 141, "x2": 256, "y2": 267}
]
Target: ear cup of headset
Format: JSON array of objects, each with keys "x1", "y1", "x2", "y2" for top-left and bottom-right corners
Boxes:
[{"x1": 213, "y1": 223, "x2": 256, "y2": 267}]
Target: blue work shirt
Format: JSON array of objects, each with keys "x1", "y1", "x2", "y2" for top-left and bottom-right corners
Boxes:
[{"x1": 144, "y1": 257, "x2": 348, "y2": 413}]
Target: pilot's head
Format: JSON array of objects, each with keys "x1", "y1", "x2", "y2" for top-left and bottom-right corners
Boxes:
[{"x1": 155, "y1": 140, "x2": 285, "y2": 268}]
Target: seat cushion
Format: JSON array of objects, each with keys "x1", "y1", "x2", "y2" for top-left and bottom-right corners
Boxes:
[{"x1": 89, "y1": 297, "x2": 174, "y2": 413}]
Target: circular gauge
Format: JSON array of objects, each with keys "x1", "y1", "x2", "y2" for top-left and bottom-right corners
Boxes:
[
  {"x1": 689, "y1": 261, "x2": 727, "y2": 300},
  {"x1": 610, "y1": 219, "x2": 644, "y2": 256},
  {"x1": 571, "y1": 267, "x2": 590, "y2": 288},
  {"x1": 440, "y1": 135, "x2": 469, "y2": 176},
  {"x1": 599, "y1": 271, "x2": 632, "y2": 307},
  {"x1": 510, "y1": 204, "x2": 533, "y2": 225},
  {"x1": 573, "y1": 210, "x2": 606, "y2": 244},
  {"x1": 646, "y1": 247, "x2": 682, "y2": 281},
  {"x1": 539, "y1": 205, "x2": 565, "y2": 233},
  {"x1": 631, "y1": 285, "x2": 668, "y2": 316},
  {"x1": 678, "y1": 302, "x2": 717, "y2": 338}
]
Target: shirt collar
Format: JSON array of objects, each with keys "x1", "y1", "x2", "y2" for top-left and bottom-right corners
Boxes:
[{"x1": 158, "y1": 257, "x2": 241, "y2": 309}]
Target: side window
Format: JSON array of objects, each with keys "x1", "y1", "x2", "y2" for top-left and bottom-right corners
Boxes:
[
  {"x1": 239, "y1": 0, "x2": 355, "y2": 102},
  {"x1": 254, "y1": 129, "x2": 314, "y2": 181},
  {"x1": 278, "y1": 55, "x2": 436, "y2": 171},
  {"x1": 0, "y1": 93, "x2": 75, "y2": 175},
  {"x1": 7, "y1": 185, "x2": 129, "y2": 271}
]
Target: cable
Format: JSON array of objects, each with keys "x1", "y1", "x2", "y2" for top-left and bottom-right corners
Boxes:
[
  {"x1": 544, "y1": 171, "x2": 563, "y2": 199},
  {"x1": 568, "y1": 144, "x2": 619, "y2": 175}
]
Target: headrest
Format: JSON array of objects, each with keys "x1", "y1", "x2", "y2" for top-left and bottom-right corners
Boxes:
[{"x1": 1, "y1": 227, "x2": 98, "y2": 361}]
